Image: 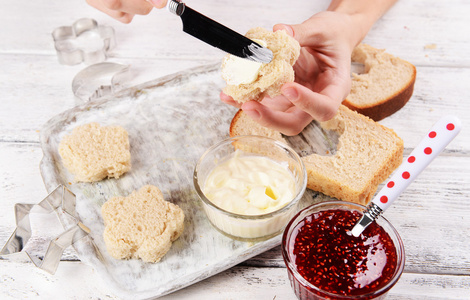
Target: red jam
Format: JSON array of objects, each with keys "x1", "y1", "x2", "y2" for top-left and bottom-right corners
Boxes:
[{"x1": 288, "y1": 209, "x2": 398, "y2": 297}]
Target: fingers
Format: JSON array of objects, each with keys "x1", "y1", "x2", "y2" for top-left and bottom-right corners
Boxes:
[
  {"x1": 273, "y1": 22, "x2": 317, "y2": 47},
  {"x1": 221, "y1": 91, "x2": 313, "y2": 136},
  {"x1": 258, "y1": 95, "x2": 295, "y2": 112},
  {"x1": 241, "y1": 101, "x2": 313, "y2": 136},
  {"x1": 222, "y1": 85, "x2": 342, "y2": 135},
  {"x1": 220, "y1": 92, "x2": 242, "y2": 109},
  {"x1": 104, "y1": 0, "x2": 153, "y2": 15},
  {"x1": 273, "y1": 24, "x2": 294, "y2": 37},
  {"x1": 147, "y1": 0, "x2": 167, "y2": 9},
  {"x1": 222, "y1": 82, "x2": 344, "y2": 135},
  {"x1": 281, "y1": 82, "x2": 343, "y2": 122},
  {"x1": 86, "y1": 0, "x2": 159, "y2": 23}
]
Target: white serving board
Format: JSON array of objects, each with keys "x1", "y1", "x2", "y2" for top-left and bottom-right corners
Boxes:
[{"x1": 39, "y1": 63, "x2": 320, "y2": 299}]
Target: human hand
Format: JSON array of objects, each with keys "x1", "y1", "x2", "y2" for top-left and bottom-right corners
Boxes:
[
  {"x1": 221, "y1": 11, "x2": 359, "y2": 136},
  {"x1": 86, "y1": 0, "x2": 167, "y2": 23}
]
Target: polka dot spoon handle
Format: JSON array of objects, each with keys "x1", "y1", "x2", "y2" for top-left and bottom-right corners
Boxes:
[{"x1": 351, "y1": 115, "x2": 462, "y2": 237}]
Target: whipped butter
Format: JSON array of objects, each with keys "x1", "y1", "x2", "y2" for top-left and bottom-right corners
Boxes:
[
  {"x1": 203, "y1": 151, "x2": 296, "y2": 215},
  {"x1": 221, "y1": 39, "x2": 267, "y2": 85}
]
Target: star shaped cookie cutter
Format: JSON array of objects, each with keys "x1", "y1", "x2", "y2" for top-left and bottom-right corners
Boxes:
[
  {"x1": 0, "y1": 185, "x2": 100, "y2": 274},
  {"x1": 52, "y1": 18, "x2": 116, "y2": 65}
]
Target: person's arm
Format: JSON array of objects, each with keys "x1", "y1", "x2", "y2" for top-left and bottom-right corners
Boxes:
[{"x1": 327, "y1": 0, "x2": 398, "y2": 49}]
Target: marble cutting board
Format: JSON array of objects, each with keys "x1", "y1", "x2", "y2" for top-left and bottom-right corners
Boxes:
[{"x1": 39, "y1": 63, "x2": 323, "y2": 299}]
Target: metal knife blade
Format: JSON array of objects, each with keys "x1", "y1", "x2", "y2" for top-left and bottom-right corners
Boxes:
[{"x1": 168, "y1": 0, "x2": 273, "y2": 63}]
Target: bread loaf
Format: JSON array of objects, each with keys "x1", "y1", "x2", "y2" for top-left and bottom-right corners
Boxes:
[
  {"x1": 222, "y1": 27, "x2": 300, "y2": 103},
  {"x1": 101, "y1": 185, "x2": 184, "y2": 263},
  {"x1": 344, "y1": 43, "x2": 416, "y2": 121},
  {"x1": 229, "y1": 106, "x2": 404, "y2": 205},
  {"x1": 58, "y1": 122, "x2": 131, "y2": 182}
]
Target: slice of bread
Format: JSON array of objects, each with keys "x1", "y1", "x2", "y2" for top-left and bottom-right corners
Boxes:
[
  {"x1": 58, "y1": 122, "x2": 131, "y2": 182},
  {"x1": 229, "y1": 106, "x2": 403, "y2": 205},
  {"x1": 101, "y1": 185, "x2": 184, "y2": 263},
  {"x1": 343, "y1": 43, "x2": 416, "y2": 121},
  {"x1": 222, "y1": 27, "x2": 300, "y2": 103}
]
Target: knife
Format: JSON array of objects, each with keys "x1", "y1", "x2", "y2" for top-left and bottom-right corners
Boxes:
[{"x1": 167, "y1": 0, "x2": 273, "y2": 63}]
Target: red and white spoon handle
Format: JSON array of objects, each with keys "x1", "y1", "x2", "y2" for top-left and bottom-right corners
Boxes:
[{"x1": 372, "y1": 115, "x2": 462, "y2": 211}]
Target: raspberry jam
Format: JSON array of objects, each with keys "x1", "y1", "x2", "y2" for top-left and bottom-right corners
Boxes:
[{"x1": 284, "y1": 207, "x2": 401, "y2": 299}]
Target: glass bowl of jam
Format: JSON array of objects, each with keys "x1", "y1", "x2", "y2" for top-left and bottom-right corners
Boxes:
[
  {"x1": 282, "y1": 201, "x2": 405, "y2": 300},
  {"x1": 194, "y1": 135, "x2": 307, "y2": 241}
]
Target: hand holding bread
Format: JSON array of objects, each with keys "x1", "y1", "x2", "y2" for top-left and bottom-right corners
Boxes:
[
  {"x1": 221, "y1": 0, "x2": 403, "y2": 136},
  {"x1": 221, "y1": 12, "x2": 361, "y2": 136}
]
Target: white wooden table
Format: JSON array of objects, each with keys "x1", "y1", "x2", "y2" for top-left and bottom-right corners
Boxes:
[{"x1": 1, "y1": 0, "x2": 469, "y2": 299}]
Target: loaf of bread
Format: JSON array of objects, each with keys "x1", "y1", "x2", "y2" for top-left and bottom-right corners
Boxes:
[
  {"x1": 58, "y1": 122, "x2": 131, "y2": 182},
  {"x1": 101, "y1": 185, "x2": 184, "y2": 263},
  {"x1": 343, "y1": 43, "x2": 416, "y2": 121},
  {"x1": 222, "y1": 27, "x2": 300, "y2": 103},
  {"x1": 229, "y1": 106, "x2": 404, "y2": 205}
]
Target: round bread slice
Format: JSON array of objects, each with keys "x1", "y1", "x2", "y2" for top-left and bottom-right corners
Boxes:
[
  {"x1": 222, "y1": 27, "x2": 300, "y2": 103},
  {"x1": 101, "y1": 185, "x2": 184, "y2": 263},
  {"x1": 58, "y1": 122, "x2": 131, "y2": 182},
  {"x1": 343, "y1": 43, "x2": 417, "y2": 121}
]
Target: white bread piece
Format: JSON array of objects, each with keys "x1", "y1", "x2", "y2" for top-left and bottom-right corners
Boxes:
[
  {"x1": 101, "y1": 185, "x2": 184, "y2": 263},
  {"x1": 58, "y1": 122, "x2": 131, "y2": 182},
  {"x1": 344, "y1": 43, "x2": 417, "y2": 121},
  {"x1": 222, "y1": 27, "x2": 300, "y2": 103},
  {"x1": 229, "y1": 106, "x2": 404, "y2": 205}
]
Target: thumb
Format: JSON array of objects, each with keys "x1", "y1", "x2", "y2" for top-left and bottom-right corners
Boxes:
[
  {"x1": 148, "y1": 0, "x2": 167, "y2": 9},
  {"x1": 273, "y1": 22, "x2": 315, "y2": 46},
  {"x1": 281, "y1": 83, "x2": 341, "y2": 122}
]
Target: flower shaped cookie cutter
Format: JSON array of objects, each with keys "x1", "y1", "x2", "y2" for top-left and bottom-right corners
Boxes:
[
  {"x1": 0, "y1": 185, "x2": 102, "y2": 274},
  {"x1": 52, "y1": 18, "x2": 116, "y2": 65}
]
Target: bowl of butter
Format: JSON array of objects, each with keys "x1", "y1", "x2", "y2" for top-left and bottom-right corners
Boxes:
[{"x1": 193, "y1": 135, "x2": 307, "y2": 241}]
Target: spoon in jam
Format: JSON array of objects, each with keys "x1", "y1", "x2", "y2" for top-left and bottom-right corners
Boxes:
[{"x1": 351, "y1": 115, "x2": 462, "y2": 237}]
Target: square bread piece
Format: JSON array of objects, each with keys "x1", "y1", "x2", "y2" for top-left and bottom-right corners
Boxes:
[
  {"x1": 229, "y1": 105, "x2": 404, "y2": 205},
  {"x1": 101, "y1": 185, "x2": 184, "y2": 263},
  {"x1": 58, "y1": 122, "x2": 131, "y2": 182}
]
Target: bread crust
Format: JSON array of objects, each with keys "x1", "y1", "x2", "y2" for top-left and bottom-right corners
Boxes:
[
  {"x1": 229, "y1": 106, "x2": 404, "y2": 205},
  {"x1": 343, "y1": 67, "x2": 416, "y2": 121},
  {"x1": 343, "y1": 43, "x2": 417, "y2": 121}
]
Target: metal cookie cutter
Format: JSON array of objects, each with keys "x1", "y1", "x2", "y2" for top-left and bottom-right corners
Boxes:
[
  {"x1": 72, "y1": 62, "x2": 131, "y2": 103},
  {"x1": 0, "y1": 185, "x2": 98, "y2": 274},
  {"x1": 52, "y1": 18, "x2": 116, "y2": 65}
]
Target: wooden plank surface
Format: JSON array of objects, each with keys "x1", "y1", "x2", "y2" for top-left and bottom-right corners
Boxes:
[{"x1": 1, "y1": 0, "x2": 469, "y2": 299}]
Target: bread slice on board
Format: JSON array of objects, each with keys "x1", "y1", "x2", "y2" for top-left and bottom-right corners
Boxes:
[
  {"x1": 230, "y1": 106, "x2": 404, "y2": 205},
  {"x1": 343, "y1": 43, "x2": 416, "y2": 121},
  {"x1": 58, "y1": 122, "x2": 131, "y2": 182},
  {"x1": 101, "y1": 185, "x2": 184, "y2": 263}
]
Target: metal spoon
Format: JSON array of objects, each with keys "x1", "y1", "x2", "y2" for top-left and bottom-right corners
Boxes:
[{"x1": 351, "y1": 115, "x2": 462, "y2": 237}]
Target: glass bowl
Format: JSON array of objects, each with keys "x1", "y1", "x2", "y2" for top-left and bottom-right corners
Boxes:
[
  {"x1": 282, "y1": 201, "x2": 405, "y2": 300},
  {"x1": 193, "y1": 135, "x2": 307, "y2": 241}
]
